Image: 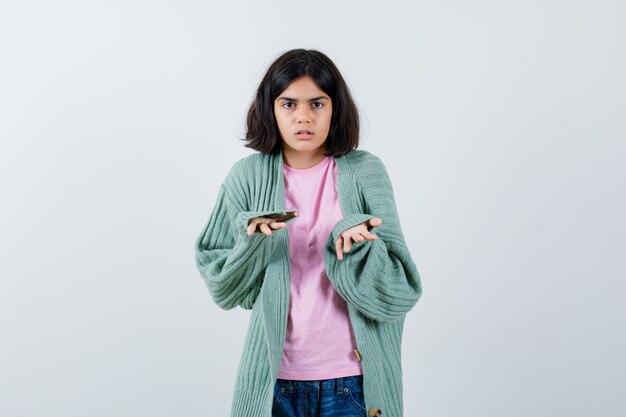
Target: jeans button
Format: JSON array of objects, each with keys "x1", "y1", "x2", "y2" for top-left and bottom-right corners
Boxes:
[{"x1": 368, "y1": 407, "x2": 382, "y2": 417}]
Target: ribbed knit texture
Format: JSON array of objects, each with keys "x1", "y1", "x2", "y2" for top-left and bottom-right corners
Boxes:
[{"x1": 194, "y1": 148, "x2": 422, "y2": 417}]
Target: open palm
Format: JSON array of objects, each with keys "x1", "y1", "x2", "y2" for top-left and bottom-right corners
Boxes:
[{"x1": 335, "y1": 217, "x2": 382, "y2": 260}]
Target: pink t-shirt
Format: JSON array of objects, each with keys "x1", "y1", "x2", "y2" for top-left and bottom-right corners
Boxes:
[{"x1": 277, "y1": 155, "x2": 363, "y2": 381}]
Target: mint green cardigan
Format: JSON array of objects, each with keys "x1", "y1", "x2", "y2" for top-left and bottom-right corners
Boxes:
[{"x1": 194, "y1": 148, "x2": 422, "y2": 417}]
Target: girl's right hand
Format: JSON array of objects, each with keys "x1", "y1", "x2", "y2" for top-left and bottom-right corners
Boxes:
[{"x1": 247, "y1": 212, "x2": 299, "y2": 237}]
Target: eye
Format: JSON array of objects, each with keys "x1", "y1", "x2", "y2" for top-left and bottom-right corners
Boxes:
[
  {"x1": 312, "y1": 102, "x2": 324, "y2": 109},
  {"x1": 282, "y1": 102, "x2": 295, "y2": 109}
]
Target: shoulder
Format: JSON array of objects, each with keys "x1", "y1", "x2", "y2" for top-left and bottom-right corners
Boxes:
[
  {"x1": 230, "y1": 151, "x2": 265, "y2": 172},
  {"x1": 343, "y1": 150, "x2": 396, "y2": 202},
  {"x1": 218, "y1": 153, "x2": 271, "y2": 210},
  {"x1": 343, "y1": 149, "x2": 388, "y2": 175},
  {"x1": 223, "y1": 152, "x2": 270, "y2": 186},
  {"x1": 221, "y1": 152, "x2": 277, "y2": 208}
]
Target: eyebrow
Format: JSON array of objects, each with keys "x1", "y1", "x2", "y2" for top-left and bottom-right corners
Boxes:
[{"x1": 276, "y1": 96, "x2": 329, "y2": 102}]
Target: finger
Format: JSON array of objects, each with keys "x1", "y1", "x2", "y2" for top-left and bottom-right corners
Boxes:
[
  {"x1": 247, "y1": 219, "x2": 258, "y2": 236},
  {"x1": 335, "y1": 237, "x2": 343, "y2": 261},
  {"x1": 362, "y1": 231, "x2": 378, "y2": 240},
  {"x1": 352, "y1": 233, "x2": 365, "y2": 242},
  {"x1": 343, "y1": 234, "x2": 352, "y2": 253},
  {"x1": 369, "y1": 217, "x2": 383, "y2": 228},
  {"x1": 268, "y1": 221, "x2": 286, "y2": 230},
  {"x1": 260, "y1": 223, "x2": 272, "y2": 236}
]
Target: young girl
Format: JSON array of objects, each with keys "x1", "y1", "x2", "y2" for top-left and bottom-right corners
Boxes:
[{"x1": 195, "y1": 49, "x2": 422, "y2": 417}]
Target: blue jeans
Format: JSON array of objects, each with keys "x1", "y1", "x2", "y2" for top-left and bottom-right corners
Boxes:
[{"x1": 272, "y1": 374, "x2": 366, "y2": 417}]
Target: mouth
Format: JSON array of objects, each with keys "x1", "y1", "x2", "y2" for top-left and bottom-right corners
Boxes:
[{"x1": 295, "y1": 129, "x2": 313, "y2": 139}]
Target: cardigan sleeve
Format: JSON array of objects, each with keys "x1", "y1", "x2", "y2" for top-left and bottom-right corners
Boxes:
[
  {"x1": 324, "y1": 155, "x2": 422, "y2": 322},
  {"x1": 194, "y1": 184, "x2": 297, "y2": 310}
]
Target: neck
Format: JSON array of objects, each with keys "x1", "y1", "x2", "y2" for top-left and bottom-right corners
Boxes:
[{"x1": 282, "y1": 146, "x2": 327, "y2": 169}]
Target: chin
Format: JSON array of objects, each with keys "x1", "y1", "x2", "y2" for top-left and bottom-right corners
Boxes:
[{"x1": 289, "y1": 141, "x2": 324, "y2": 151}]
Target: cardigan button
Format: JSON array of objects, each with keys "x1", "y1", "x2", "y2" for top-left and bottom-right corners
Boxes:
[{"x1": 368, "y1": 408, "x2": 382, "y2": 417}]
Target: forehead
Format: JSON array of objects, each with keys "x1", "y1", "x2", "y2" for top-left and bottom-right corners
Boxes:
[{"x1": 277, "y1": 76, "x2": 329, "y2": 100}]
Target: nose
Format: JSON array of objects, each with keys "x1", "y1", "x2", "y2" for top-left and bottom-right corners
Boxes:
[{"x1": 294, "y1": 106, "x2": 313, "y2": 123}]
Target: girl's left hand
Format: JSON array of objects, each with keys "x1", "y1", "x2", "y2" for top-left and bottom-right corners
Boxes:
[{"x1": 335, "y1": 217, "x2": 382, "y2": 261}]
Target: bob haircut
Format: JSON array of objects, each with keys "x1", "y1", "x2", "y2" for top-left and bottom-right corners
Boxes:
[{"x1": 241, "y1": 49, "x2": 360, "y2": 157}]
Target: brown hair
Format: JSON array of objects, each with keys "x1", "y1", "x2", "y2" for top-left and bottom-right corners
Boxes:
[{"x1": 241, "y1": 48, "x2": 360, "y2": 156}]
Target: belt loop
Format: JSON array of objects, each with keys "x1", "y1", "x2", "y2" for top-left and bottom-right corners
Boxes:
[{"x1": 336, "y1": 376, "x2": 344, "y2": 394}]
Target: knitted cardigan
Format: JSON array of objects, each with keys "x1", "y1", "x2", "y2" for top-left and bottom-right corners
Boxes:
[{"x1": 194, "y1": 147, "x2": 422, "y2": 417}]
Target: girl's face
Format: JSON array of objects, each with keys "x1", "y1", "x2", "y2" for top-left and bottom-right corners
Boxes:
[{"x1": 274, "y1": 75, "x2": 333, "y2": 157}]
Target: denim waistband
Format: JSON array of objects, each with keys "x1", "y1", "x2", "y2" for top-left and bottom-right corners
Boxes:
[{"x1": 276, "y1": 374, "x2": 363, "y2": 394}]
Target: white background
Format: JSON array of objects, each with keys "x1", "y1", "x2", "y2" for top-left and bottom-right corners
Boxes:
[{"x1": 1, "y1": 1, "x2": 624, "y2": 416}]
